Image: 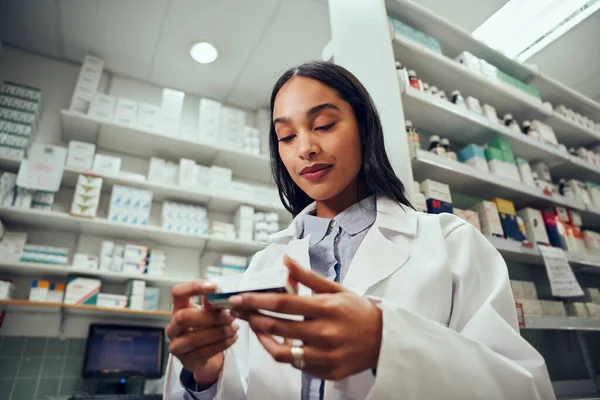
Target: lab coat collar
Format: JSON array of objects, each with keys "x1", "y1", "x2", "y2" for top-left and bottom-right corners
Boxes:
[{"x1": 266, "y1": 196, "x2": 417, "y2": 243}]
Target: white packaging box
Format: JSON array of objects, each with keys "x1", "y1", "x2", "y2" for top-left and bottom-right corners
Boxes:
[
  {"x1": 129, "y1": 294, "x2": 145, "y2": 310},
  {"x1": 482, "y1": 104, "x2": 498, "y2": 123},
  {"x1": 531, "y1": 120, "x2": 558, "y2": 146},
  {"x1": 517, "y1": 208, "x2": 550, "y2": 245},
  {"x1": 69, "y1": 55, "x2": 105, "y2": 113},
  {"x1": 234, "y1": 205, "x2": 255, "y2": 221},
  {"x1": 64, "y1": 277, "x2": 101, "y2": 305},
  {"x1": 178, "y1": 158, "x2": 197, "y2": 187},
  {"x1": 569, "y1": 209, "x2": 583, "y2": 226},
  {"x1": 565, "y1": 302, "x2": 589, "y2": 318},
  {"x1": 464, "y1": 156, "x2": 490, "y2": 172},
  {"x1": 510, "y1": 280, "x2": 525, "y2": 299},
  {"x1": 420, "y1": 179, "x2": 451, "y2": 203},
  {"x1": 88, "y1": 93, "x2": 116, "y2": 120},
  {"x1": 114, "y1": 98, "x2": 138, "y2": 126},
  {"x1": 540, "y1": 300, "x2": 563, "y2": 316},
  {"x1": 137, "y1": 103, "x2": 161, "y2": 131},
  {"x1": 198, "y1": 98, "x2": 222, "y2": 144},
  {"x1": 466, "y1": 96, "x2": 482, "y2": 115},
  {"x1": 517, "y1": 159, "x2": 536, "y2": 187},
  {"x1": 588, "y1": 183, "x2": 600, "y2": 207},
  {"x1": 464, "y1": 210, "x2": 481, "y2": 231},
  {"x1": 0, "y1": 280, "x2": 14, "y2": 300},
  {"x1": 127, "y1": 280, "x2": 146, "y2": 296},
  {"x1": 161, "y1": 88, "x2": 185, "y2": 119},
  {"x1": 221, "y1": 254, "x2": 247, "y2": 268},
  {"x1": 265, "y1": 212, "x2": 279, "y2": 223},
  {"x1": 29, "y1": 280, "x2": 49, "y2": 302},
  {"x1": 124, "y1": 244, "x2": 149, "y2": 263},
  {"x1": 73, "y1": 254, "x2": 99, "y2": 271},
  {"x1": 586, "y1": 303, "x2": 600, "y2": 318},
  {"x1": 147, "y1": 157, "x2": 166, "y2": 183},
  {"x1": 66, "y1": 141, "x2": 96, "y2": 170},
  {"x1": 473, "y1": 201, "x2": 503, "y2": 237},
  {"x1": 586, "y1": 288, "x2": 600, "y2": 305},
  {"x1": 209, "y1": 166, "x2": 233, "y2": 183},
  {"x1": 522, "y1": 281, "x2": 538, "y2": 300},
  {"x1": 220, "y1": 106, "x2": 245, "y2": 149},
  {"x1": 70, "y1": 174, "x2": 103, "y2": 218},
  {"x1": 254, "y1": 221, "x2": 269, "y2": 231},
  {"x1": 268, "y1": 222, "x2": 279, "y2": 232},
  {"x1": 100, "y1": 240, "x2": 115, "y2": 258},
  {"x1": 531, "y1": 162, "x2": 552, "y2": 183},
  {"x1": 584, "y1": 231, "x2": 600, "y2": 256},
  {"x1": 110, "y1": 256, "x2": 124, "y2": 272},
  {"x1": 519, "y1": 299, "x2": 543, "y2": 317},
  {"x1": 238, "y1": 230, "x2": 253, "y2": 241},
  {"x1": 195, "y1": 165, "x2": 210, "y2": 186},
  {"x1": 97, "y1": 293, "x2": 128, "y2": 309},
  {"x1": 254, "y1": 212, "x2": 265, "y2": 222},
  {"x1": 568, "y1": 179, "x2": 592, "y2": 205},
  {"x1": 92, "y1": 154, "x2": 121, "y2": 175}
]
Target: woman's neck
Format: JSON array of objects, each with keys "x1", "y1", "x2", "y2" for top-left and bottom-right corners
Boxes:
[{"x1": 315, "y1": 181, "x2": 367, "y2": 218}]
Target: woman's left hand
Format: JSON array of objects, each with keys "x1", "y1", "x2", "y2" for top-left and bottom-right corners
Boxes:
[{"x1": 229, "y1": 255, "x2": 383, "y2": 381}]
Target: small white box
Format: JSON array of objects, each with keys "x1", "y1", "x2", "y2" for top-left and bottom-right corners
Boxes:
[
  {"x1": 455, "y1": 51, "x2": 481, "y2": 74},
  {"x1": 137, "y1": 103, "x2": 161, "y2": 131},
  {"x1": 221, "y1": 255, "x2": 247, "y2": 268},
  {"x1": 464, "y1": 210, "x2": 481, "y2": 232},
  {"x1": 568, "y1": 180, "x2": 591, "y2": 205},
  {"x1": 66, "y1": 141, "x2": 96, "y2": 170},
  {"x1": 518, "y1": 299, "x2": 543, "y2": 317},
  {"x1": 466, "y1": 96, "x2": 482, "y2": 115},
  {"x1": 209, "y1": 166, "x2": 233, "y2": 183},
  {"x1": 93, "y1": 154, "x2": 121, "y2": 175},
  {"x1": 128, "y1": 294, "x2": 145, "y2": 310},
  {"x1": 518, "y1": 208, "x2": 549, "y2": 245},
  {"x1": 516, "y1": 158, "x2": 535, "y2": 188},
  {"x1": 0, "y1": 280, "x2": 13, "y2": 300},
  {"x1": 531, "y1": 162, "x2": 552, "y2": 183},
  {"x1": 522, "y1": 281, "x2": 538, "y2": 300},
  {"x1": 178, "y1": 158, "x2": 197, "y2": 187},
  {"x1": 565, "y1": 302, "x2": 589, "y2": 318},
  {"x1": 69, "y1": 55, "x2": 105, "y2": 113},
  {"x1": 73, "y1": 253, "x2": 99, "y2": 271},
  {"x1": 464, "y1": 157, "x2": 489, "y2": 172},
  {"x1": 420, "y1": 179, "x2": 451, "y2": 203},
  {"x1": 587, "y1": 288, "x2": 600, "y2": 305},
  {"x1": 510, "y1": 280, "x2": 525, "y2": 299},
  {"x1": 482, "y1": 104, "x2": 498, "y2": 124},
  {"x1": 473, "y1": 201, "x2": 503, "y2": 237},
  {"x1": 586, "y1": 303, "x2": 600, "y2": 318},
  {"x1": 114, "y1": 98, "x2": 138, "y2": 126},
  {"x1": 127, "y1": 280, "x2": 146, "y2": 296},
  {"x1": 97, "y1": 293, "x2": 128, "y2": 309},
  {"x1": 148, "y1": 157, "x2": 166, "y2": 183},
  {"x1": 88, "y1": 93, "x2": 116, "y2": 120},
  {"x1": 29, "y1": 280, "x2": 49, "y2": 302},
  {"x1": 198, "y1": 98, "x2": 222, "y2": 144}
]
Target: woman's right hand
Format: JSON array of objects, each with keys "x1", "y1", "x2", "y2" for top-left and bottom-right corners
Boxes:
[{"x1": 166, "y1": 280, "x2": 239, "y2": 389}]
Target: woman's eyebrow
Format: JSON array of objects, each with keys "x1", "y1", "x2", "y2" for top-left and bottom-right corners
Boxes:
[{"x1": 306, "y1": 103, "x2": 340, "y2": 117}]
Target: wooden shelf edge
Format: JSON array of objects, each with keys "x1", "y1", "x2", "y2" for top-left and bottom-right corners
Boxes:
[{"x1": 0, "y1": 299, "x2": 171, "y2": 317}]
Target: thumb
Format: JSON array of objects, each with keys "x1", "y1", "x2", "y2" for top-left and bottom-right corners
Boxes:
[{"x1": 284, "y1": 254, "x2": 345, "y2": 294}]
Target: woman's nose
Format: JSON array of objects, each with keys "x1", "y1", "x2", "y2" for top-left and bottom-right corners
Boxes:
[{"x1": 297, "y1": 132, "x2": 320, "y2": 160}]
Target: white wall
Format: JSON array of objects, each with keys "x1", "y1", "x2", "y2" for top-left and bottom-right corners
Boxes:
[{"x1": 0, "y1": 47, "x2": 262, "y2": 339}]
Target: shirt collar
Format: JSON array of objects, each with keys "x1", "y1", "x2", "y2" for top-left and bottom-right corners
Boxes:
[{"x1": 299, "y1": 195, "x2": 377, "y2": 245}]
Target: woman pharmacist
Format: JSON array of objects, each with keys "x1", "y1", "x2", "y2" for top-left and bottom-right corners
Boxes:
[{"x1": 164, "y1": 61, "x2": 555, "y2": 400}]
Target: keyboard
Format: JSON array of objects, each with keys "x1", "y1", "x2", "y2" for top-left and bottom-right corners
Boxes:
[{"x1": 69, "y1": 395, "x2": 162, "y2": 400}]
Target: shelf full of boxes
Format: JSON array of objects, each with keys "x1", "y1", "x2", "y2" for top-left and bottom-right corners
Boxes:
[
  {"x1": 0, "y1": 54, "x2": 289, "y2": 323},
  {"x1": 385, "y1": 1, "x2": 600, "y2": 336}
]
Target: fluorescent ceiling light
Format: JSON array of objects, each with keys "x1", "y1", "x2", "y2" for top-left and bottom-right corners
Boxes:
[
  {"x1": 190, "y1": 42, "x2": 218, "y2": 64},
  {"x1": 473, "y1": 0, "x2": 599, "y2": 61}
]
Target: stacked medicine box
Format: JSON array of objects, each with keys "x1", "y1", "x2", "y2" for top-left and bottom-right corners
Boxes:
[{"x1": 0, "y1": 81, "x2": 42, "y2": 159}]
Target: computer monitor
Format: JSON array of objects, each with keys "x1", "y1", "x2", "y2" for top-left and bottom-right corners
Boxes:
[{"x1": 82, "y1": 324, "x2": 165, "y2": 380}]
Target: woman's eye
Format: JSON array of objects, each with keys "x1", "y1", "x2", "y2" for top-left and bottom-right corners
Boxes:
[
  {"x1": 315, "y1": 122, "x2": 336, "y2": 131},
  {"x1": 278, "y1": 135, "x2": 296, "y2": 143}
]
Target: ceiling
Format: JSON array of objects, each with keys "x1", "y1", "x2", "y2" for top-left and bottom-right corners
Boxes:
[
  {"x1": 0, "y1": 0, "x2": 331, "y2": 110},
  {"x1": 0, "y1": 0, "x2": 598, "y2": 109}
]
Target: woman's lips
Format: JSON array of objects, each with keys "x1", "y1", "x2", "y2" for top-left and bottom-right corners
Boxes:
[{"x1": 300, "y1": 165, "x2": 333, "y2": 182}]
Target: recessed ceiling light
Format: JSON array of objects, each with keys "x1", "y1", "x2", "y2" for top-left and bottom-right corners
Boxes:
[{"x1": 190, "y1": 42, "x2": 218, "y2": 64}]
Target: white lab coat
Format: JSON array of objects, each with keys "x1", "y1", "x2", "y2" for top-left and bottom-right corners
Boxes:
[{"x1": 164, "y1": 197, "x2": 555, "y2": 400}]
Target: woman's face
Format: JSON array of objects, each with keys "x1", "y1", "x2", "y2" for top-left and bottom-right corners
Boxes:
[{"x1": 273, "y1": 76, "x2": 362, "y2": 203}]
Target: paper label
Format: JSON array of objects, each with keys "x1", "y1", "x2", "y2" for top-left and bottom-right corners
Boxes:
[
  {"x1": 538, "y1": 245, "x2": 584, "y2": 297},
  {"x1": 16, "y1": 144, "x2": 67, "y2": 192}
]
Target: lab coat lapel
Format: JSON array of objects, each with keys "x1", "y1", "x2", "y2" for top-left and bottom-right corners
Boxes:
[{"x1": 342, "y1": 198, "x2": 417, "y2": 297}]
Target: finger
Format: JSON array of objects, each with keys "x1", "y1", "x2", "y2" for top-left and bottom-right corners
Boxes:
[
  {"x1": 169, "y1": 324, "x2": 239, "y2": 355},
  {"x1": 243, "y1": 312, "x2": 334, "y2": 345},
  {"x1": 256, "y1": 334, "x2": 331, "y2": 366},
  {"x1": 167, "y1": 308, "x2": 234, "y2": 338},
  {"x1": 179, "y1": 333, "x2": 239, "y2": 363},
  {"x1": 172, "y1": 280, "x2": 217, "y2": 311},
  {"x1": 229, "y1": 292, "x2": 326, "y2": 317},
  {"x1": 284, "y1": 255, "x2": 345, "y2": 294}
]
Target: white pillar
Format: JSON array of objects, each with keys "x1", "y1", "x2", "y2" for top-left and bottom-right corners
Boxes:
[{"x1": 327, "y1": 0, "x2": 413, "y2": 187}]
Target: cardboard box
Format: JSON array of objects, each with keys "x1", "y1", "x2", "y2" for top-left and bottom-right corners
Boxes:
[
  {"x1": 97, "y1": 293, "x2": 128, "y2": 309},
  {"x1": 66, "y1": 141, "x2": 96, "y2": 170},
  {"x1": 114, "y1": 98, "x2": 138, "y2": 126},
  {"x1": 29, "y1": 280, "x2": 49, "y2": 302},
  {"x1": 565, "y1": 302, "x2": 589, "y2": 318},
  {"x1": 426, "y1": 198, "x2": 452, "y2": 215},
  {"x1": 518, "y1": 299, "x2": 543, "y2": 316},
  {"x1": 198, "y1": 98, "x2": 222, "y2": 144},
  {"x1": 92, "y1": 154, "x2": 121, "y2": 175},
  {"x1": 73, "y1": 253, "x2": 99, "y2": 271},
  {"x1": 126, "y1": 280, "x2": 146, "y2": 297},
  {"x1": 136, "y1": 103, "x2": 161, "y2": 131},
  {"x1": 522, "y1": 281, "x2": 538, "y2": 300},
  {"x1": 128, "y1": 295, "x2": 145, "y2": 310},
  {"x1": 64, "y1": 277, "x2": 101, "y2": 305},
  {"x1": 473, "y1": 201, "x2": 503, "y2": 237},
  {"x1": 464, "y1": 210, "x2": 481, "y2": 231},
  {"x1": 88, "y1": 93, "x2": 116, "y2": 120},
  {"x1": 69, "y1": 55, "x2": 104, "y2": 113},
  {"x1": 510, "y1": 280, "x2": 525, "y2": 299},
  {"x1": 420, "y1": 179, "x2": 451, "y2": 203},
  {"x1": 517, "y1": 208, "x2": 549, "y2": 245}
]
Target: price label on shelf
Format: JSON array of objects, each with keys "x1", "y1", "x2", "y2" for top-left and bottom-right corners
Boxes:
[
  {"x1": 16, "y1": 144, "x2": 67, "y2": 192},
  {"x1": 538, "y1": 245, "x2": 584, "y2": 297}
]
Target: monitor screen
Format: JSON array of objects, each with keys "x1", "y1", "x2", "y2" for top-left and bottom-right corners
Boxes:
[{"x1": 82, "y1": 324, "x2": 165, "y2": 379}]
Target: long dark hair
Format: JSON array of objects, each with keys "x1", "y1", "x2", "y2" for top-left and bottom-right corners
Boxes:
[{"x1": 269, "y1": 61, "x2": 413, "y2": 216}]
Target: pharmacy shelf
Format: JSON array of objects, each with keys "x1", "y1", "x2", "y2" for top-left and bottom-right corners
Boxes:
[
  {"x1": 384, "y1": 0, "x2": 536, "y2": 82},
  {"x1": 392, "y1": 34, "x2": 550, "y2": 123},
  {"x1": 411, "y1": 149, "x2": 585, "y2": 212},
  {"x1": 522, "y1": 316, "x2": 600, "y2": 331},
  {"x1": 544, "y1": 112, "x2": 600, "y2": 148},
  {"x1": 60, "y1": 110, "x2": 272, "y2": 184},
  {"x1": 401, "y1": 87, "x2": 570, "y2": 166},
  {"x1": 0, "y1": 299, "x2": 171, "y2": 320},
  {"x1": 0, "y1": 156, "x2": 21, "y2": 172},
  {"x1": 529, "y1": 72, "x2": 600, "y2": 124},
  {"x1": 550, "y1": 155, "x2": 600, "y2": 183},
  {"x1": 61, "y1": 167, "x2": 290, "y2": 220},
  {"x1": 0, "y1": 261, "x2": 184, "y2": 286},
  {"x1": 0, "y1": 206, "x2": 265, "y2": 255}
]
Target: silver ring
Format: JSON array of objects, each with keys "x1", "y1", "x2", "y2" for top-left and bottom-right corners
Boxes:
[{"x1": 290, "y1": 346, "x2": 305, "y2": 369}]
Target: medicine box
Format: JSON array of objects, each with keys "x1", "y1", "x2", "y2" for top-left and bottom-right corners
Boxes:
[
  {"x1": 2, "y1": 81, "x2": 42, "y2": 103},
  {"x1": 457, "y1": 144, "x2": 488, "y2": 172},
  {"x1": 136, "y1": 103, "x2": 161, "y2": 131},
  {"x1": 586, "y1": 303, "x2": 600, "y2": 319},
  {"x1": 553, "y1": 206, "x2": 570, "y2": 223},
  {"x1": 97, "y1": 293, "x2": 128, "y2": 309},
  {"x1": 70, "y1": 174, "x2": 103, "y2": 218},
  {"x1": 92, "y1": 154, "x2": 121, "y2": 175},
  {"x1": 473, "y1": 201, "x2": 503, "y2": 237},
  {"x1": 66, "y1": 140, "x2": 96, "y2": 170},
  {"x1": 522, "y1": 281, "x2": 538, "y2": 300},
  {"x1": 126, "y1": 280, "x2": 146, "y2": 297},
  {"x1": 88, "y1": 93, "x2": 116, "y2": 120},
  {"x1": 114, "y1": 98, "x2": 138, "y2": 126},
  {"x1": 64, "y1": 277, "x2": 101, "y2": 305},
  {"x1": 492, "y1": 198, "x2": 516, "y2": 215},
  {"x1": 531, "y1": 162, "x2": 552, "y2": 183},
  {"x1": 587, "y1": 288, "x2": 600, "y2": 305},
  {"x1": 568, "y1": 180, "x2": 591, "y2": 205},
  {"x1": 516, "y1": 157, "x2": 535, "y2": 187},
  {"x1": 510, "y1": 280, "x2": 525, "y2": 299},
  {"x1": 69, "y1": 55, "x2": 105, "y2": 113},
  {"x1": 453, "y1": 208, "x2": 466, "y2": 221},
  {"x1": 420, "y1": 179, "x2": 451, "y2": 203},
  {"x1": 517, "y1": 208, "x2": 549, "y2": 245},
  {"x1": 73, "y1": 253, "x2": 99, "y2": 271},
  {"x1": 128, "y1": 295, "x2": 145, "y2": 310},
  {"x1": 426, "y1": 198, "x2": 452, "y2": 215},
  {"x1": 198, "y1": 98, "x2": 222, "y2": 144},
  {"x1": 29, "y1": 280, "x2": 50, "y2": 302},
  {"x1": 47, "y1": 283, "x2": 65, "y2": 303},
  {"x1": 565, "y1": 302, "x2": 589, "y2": 318},
  {"x1": 464, "y1": 210, "x2": 481, "y2": 232},
  {"x1": 518, "y1": 299, "x2": 543, "y2": 317}
]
